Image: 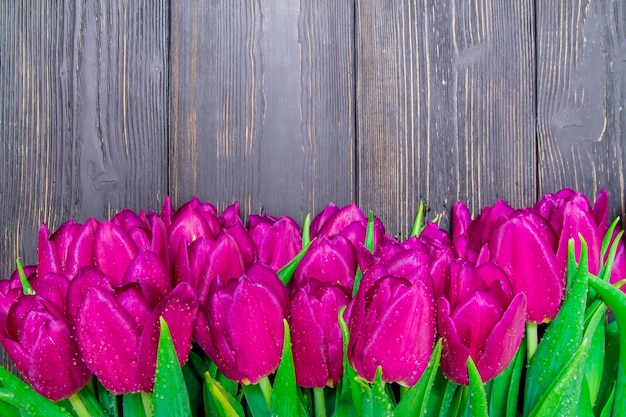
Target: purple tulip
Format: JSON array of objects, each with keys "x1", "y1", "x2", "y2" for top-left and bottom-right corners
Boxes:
[
  {"x1": 37, "y1": 218, "x2": 99, "y2": 280},
  {"x1": 70, "y1": 249, "x2": 198, "y2": 394},
  {"x1": 112, "y1": 209, "x2": 170, "y2": 270},
  {"x1": 348, "y1": 275, "x2": 436, "y2": 386},
  {"x1": 195, "y1": 263, "x2": 288, "y2": 384},
  {"x1": 452, "y1": 200, "x2": 514, "y2": 262},
  {"x1": 438, "y1": 259, "x2": 526, "y2": 385},
  {"x1": 292, "y1": 235, "x2": 358, "y2": 292},
  {"x1": 249, "y1": 214, "x2": 302, "y2": 271},
  {"x1": 453, "y1": 200, "x2": 563, "y2": 323},
  {"x1": 488, "y1": 211, "x2": 563, "y2": 323},
  {"x1": 0, "y1": 269, "x2": 91, "y2": 401},
  {"x1": 288, "y1": 282, "x2": 349, "y2": 388},
  {"x1": 357, "y1": 222, "x2": 453, "y2": 301},
  {"x1": 535, "y1": 188, "x2": 609, "y2": 275},
  {"x1": 310, "y1": 203, "x2": 385, "y2": 251}
]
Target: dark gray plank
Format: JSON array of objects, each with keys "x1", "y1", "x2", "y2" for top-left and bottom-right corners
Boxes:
[
  {"x1": 169, "y1": 0, "x2": 355, "y2": 222},
  {"x1": 356, "y1": 0, "x2": 536, "y2": 238},
  {"x1": 537, "y1": 0, "x2": 626, "y2": 222},
  {"x1": 0, "y1": 0, "x2": 169, "y2": 368}
]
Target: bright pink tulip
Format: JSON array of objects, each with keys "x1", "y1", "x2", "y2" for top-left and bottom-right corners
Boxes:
[
  {"x1": 348, "y1": 276, "x2": 436, "y2": 386},
  {"x1": 195, "y1": 263, "x2": 288, "y2": 384},
  {"x1": 249, "y1": 214, "x2": 302, "y2": 271},
  {"x1": 438, "y1": 260, "x2": 526, "y2": 384},
  {"x1": 288, "y1": 282, "x2": 349, "y2": 388}
]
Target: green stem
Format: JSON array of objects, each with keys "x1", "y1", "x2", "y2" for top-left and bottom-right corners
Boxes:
[
  {"x1": 258, "y1": 376, "x2": 272, "y2": 408},
  {"x1": 67, "y1": 393, "x2": 91, "y2": 417},
  {"x1": 141, "y1": 392, "x2": 153, "y2": 417},
  {"x1": 313, "y1": 387, "x2": 327, "y2": 417},
  {"x1": 526, "y1": 321, "x2": 538, "y2": 361}
]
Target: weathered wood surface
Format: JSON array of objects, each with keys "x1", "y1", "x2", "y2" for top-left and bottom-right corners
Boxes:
[
  {"x1": 1, "y1": 0, "x2": 625, "y2": 371},
  {"x1": 537, "y1": 0, "x2": 626, "y2": 221},
  {"x1": 356, "y1": 0, "x2": 536, "y2": 237},
  {"x1": 0, "y1": 0, "x2": 169, "y2": 370}
]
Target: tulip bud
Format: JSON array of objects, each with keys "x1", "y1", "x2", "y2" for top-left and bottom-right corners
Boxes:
[
  {"x1": 438, "y1": 260, "x2": 526, "y2": 384},
  {"x1": 0, "y1": 272, "x2": 92, "y2": 400},
  {"x1": 293, "y1": 236, "x2": 358, "y2": 292},
  {"x1": 249, "y1": 214, "x2": 302, "y2": 271},
  {"x1": 37, "y1": 218, "x2": 99, "y2": 280},
  {"x1": 311, "y1": 203, "x2": 385, "y2": 251},
  {"x1": 348, "y1": 276, "x2": 436, "y2": 386},
  {"x1": 195, "y1": 263, "x2": 287, "y2": 384},
  {"x1": 71, "y1": 249, "x2": 198, "y2": 394},
  {"x1": 288, "y1": 282, "x2": 349, "y2": 387}
]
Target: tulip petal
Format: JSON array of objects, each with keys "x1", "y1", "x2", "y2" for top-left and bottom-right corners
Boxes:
[
  {"x1": 37, "y1": 223, "x2": 59, "y2": 279},
  {"x1": 95, "y1": 221, "x2": 138, "y2": 287},
  {"x1": 27, "y1": 318, "x2": 92, "y2": 401},
  {"x1": 122, "y1": 249, "x2": 172, "y2": 304},
  {"x1": 137, "y1": 282, "x2": 198, "y2": 392},
  {"x1": 477, "y1": 293, "x2": 526, "y2": 382},
  {"x1": 226, "y1": 277, "x2": 285, "y2": 383},
  {"x1": 289, "y1": 288, "x2": 330, "y2": 387},
  {"x1": 489, "y1": 215, "x2": 563, "y2": 322},
  {"x1": 76, "y1": 288, "x2": 141, "y2": 394}
]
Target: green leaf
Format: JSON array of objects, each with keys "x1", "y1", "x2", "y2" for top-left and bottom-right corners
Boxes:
[
  {"x1": 365, "y1": 211, "x2": 375, "y2": 253},
  {"x1": 16, "y1": 258, "x2": 34, "y2": 295},
  {"x1": 334, "y1": 306, "x2": 360, "y2": 417},
  {"x1": 67, "y1": 385, "x2": 109, "y2": 417},
  {"x1": 270, "y1": 320, "x2": 308, "y2": 417},
  {"x1": 0, "y1": 366, "x2": 72, "y2": 417},
  {"x1": 357, "y1": 368, "x2": 394, "y2": 417},
  {"x1": 600, "y1": 229, "x2": 624, "y2": 282},
  {"x1": 582, "y1": 301, "x2": 606, "y2": 406},
  {"x1": 182, "y1": 363, "x2": 203, "y2": 417},
  {"x1": 394, "y1": 339, "x2": 442, "y2": 416},
  {"x1": 595, "y1": 321, "x2": 619, "y2": 415},
  {"x1": 600, "y1": 217, "x2": 621, "y2": 264},
  {"x1": 152, "y1": 317, "x2": 191, "y2": 417},
  {"x1": 242, "y1": 384, "x2": 271, "y2": 417},
  {"x1": 422, "y1": 368, "x2": 450, "y2": 417},
  {"x1": 526, "y1": 292, "x2": 604, "y2": 417},
  {"x1": 439, "y1": 383, "x2": 463, "y2": 417},
  {"x1": 302, "y1": 213, "x2": 312, "y2": 247},
  {"x1": 121, "y1": 393, "x2": 146, "y2": 417},
  {"x1": 488, "y1": 339, "x2": 526, "y2": 417},
  {"x1": 203, "y1": 372, "x2": 245, "y2": 417},
  {"x1": 598, "y1": 382, "x2": 615, "y2": 417},
  {"x1": 588, "y1": 274, "x2": 626, "y2": 417},
  {"x1": 278, "y1": 238, "x2": 315, "y2": 285},
  {"x1": 96, "y1": 380, "x2": 119, "y2": 417},
  {"x1": 0, "y1": 400, "x2": 20, "y2": 417},
  {"x1": 410, "y1": 201, "x2": 425, "y2": 237},
  {"x1": 523, "y1": 238, "x2": 589, "y2": 416},
  {"x1": 462, "y1": 356, "x2": 488, "y2": 417}
]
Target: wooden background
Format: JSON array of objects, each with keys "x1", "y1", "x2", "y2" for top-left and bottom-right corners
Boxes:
[{"x1": 1, "y1": 1, "x2": 625, "y2": 370}]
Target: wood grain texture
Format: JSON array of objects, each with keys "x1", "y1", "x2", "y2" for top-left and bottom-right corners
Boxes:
[
  {"x1": 0, "y1": 0, "x2": 169, "y2": 278},
  {"x1": 537, "y1": 0, "x2": 626, "y2": 222},
  {"x1": 169, "y1": 0, "x2": 355, "y2": 222},
  {"x1": 356, "y1": 0, "x2": 537, "y2": 238},
  {"x1": 0, "y1": 0, "x2": 169, "y2": 370}
]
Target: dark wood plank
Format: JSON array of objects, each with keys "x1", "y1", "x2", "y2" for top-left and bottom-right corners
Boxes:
[
  {"x1": 356, "y1": 0, "x2": 537, "y2": 238},
  {"x1": 537, "y1": 0, "x2": 626, "y2": 222},
  {"x1": 169, "y1": 0, "x2": 355, "y2": 222},
  {"x1": 0, "y1": 0, "x2": 169, "y2": 368}
]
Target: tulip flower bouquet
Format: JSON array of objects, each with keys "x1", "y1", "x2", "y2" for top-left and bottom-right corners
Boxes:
[{"x1": 1, "y1": 188, "x2": 625, "y2": 417}]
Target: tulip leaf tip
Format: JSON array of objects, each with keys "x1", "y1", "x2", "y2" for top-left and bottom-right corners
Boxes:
[{"x1": 16, "y1": 258, "x2": 35, "y2": 296}]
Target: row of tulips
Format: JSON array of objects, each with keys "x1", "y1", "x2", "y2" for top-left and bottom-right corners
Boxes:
[{"x1": 0, "y1": 188, "x2": 625, "y2": 416}]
